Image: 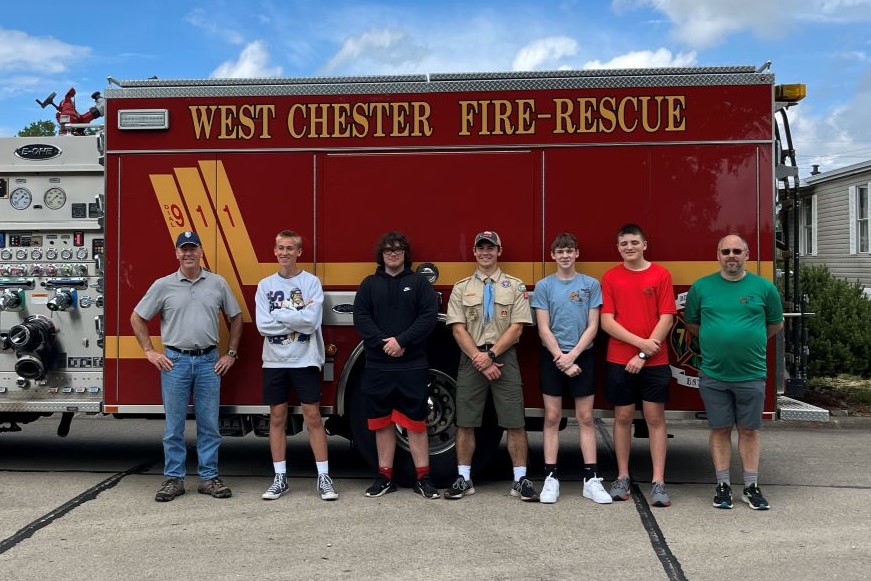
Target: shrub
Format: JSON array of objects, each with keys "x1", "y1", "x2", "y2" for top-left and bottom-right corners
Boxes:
[{"x1": 797, "y1": 265, "x2": 871, "y2": 377}]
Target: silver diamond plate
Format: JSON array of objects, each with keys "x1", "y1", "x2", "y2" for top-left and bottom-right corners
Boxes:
[
  {"x1": 105, "y1": 67, "x2": 776, "y2": 99},
  {"x1": 777, "y1": 396, "x2": 830, "y2": 422},
  {"x1": 0, "y1": 400, "x2": 101, "y2": 413}
]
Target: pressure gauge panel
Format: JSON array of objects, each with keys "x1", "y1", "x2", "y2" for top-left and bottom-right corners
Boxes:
[
  {"x1": 10, "y1": 187, "x2": 32, "y2": 210},
  {"x1": 44, "y1": 187, "x2": 67, "y2": 210}
]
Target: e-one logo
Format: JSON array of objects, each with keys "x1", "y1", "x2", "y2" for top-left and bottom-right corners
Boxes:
[{"x1": 14, "y1": 144, "x2": 62, "y2": 161}]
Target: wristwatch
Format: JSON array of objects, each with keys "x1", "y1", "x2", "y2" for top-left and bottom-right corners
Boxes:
[
  {"x1": 227, "y1": 349, "x2": 238, "y2": 359},
  {"x1": 637, "y1": 351, "x2": 648, "y2": 360},
  {"x1": 487, "y1": 349, "x2": 497, "y2": 361}
]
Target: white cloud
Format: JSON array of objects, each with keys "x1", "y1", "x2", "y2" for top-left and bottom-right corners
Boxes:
[
  {"x1": 809, "y1": 0, "x2": 871, "y2": 21},
  {"x1": 512, "y1": 37, "x2": 578, "y2": 71},
  {"x1": 583, "y1": 48, "x2": 696, "y2": 69},
  {"x1": 0, "y1": 28, "x2": 91, "y2": 74},
  {"x1": 322, "y1": 29, "x2": 428, "y2": 74},
  {"x1": 184, "y1": 8, "x2": 245, "y2": 45},
  {"x1": 791, "y1": 68, "x2": 871, "y2": 174},
  {"x1": 614, "y1": 0, "x2": 797, "y2": 48},
  {"x1": 211, "y1": 41, "x2": 282, "y2": 78}
]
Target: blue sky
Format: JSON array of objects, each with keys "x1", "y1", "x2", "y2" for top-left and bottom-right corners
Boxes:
[{"x1": 2, "y1": 0, "x2": 870, "y2": 176}]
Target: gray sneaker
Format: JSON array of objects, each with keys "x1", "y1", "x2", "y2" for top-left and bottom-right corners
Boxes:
[
  {"x1": 650, "y1": 481, "x2": 671, "y2": 507},
  {"x1": 610, "y1": 476, "x2": 631, "y2": 501},
  {"x1": 155, "y1": 477, "x2": 185, "y2": 502}
]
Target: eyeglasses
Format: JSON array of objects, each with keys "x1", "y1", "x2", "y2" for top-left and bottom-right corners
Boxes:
[
  {"x1": 720, "y1": 248, "x2": 745, "y2": 256},
  {"x1": 382, "y1": 247, "x2": 405, "y2": 255}
]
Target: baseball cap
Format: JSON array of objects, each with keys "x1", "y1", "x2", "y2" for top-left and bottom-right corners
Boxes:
[
  {"x1": 474, "y1": 230, "x2": 502, "y2": 247},
  {"x1": 175, "y1": 231, "x2": 202, "y2": 248}
]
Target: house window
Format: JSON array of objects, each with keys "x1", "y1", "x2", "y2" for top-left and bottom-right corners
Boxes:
[
  {"x1": 800, "y1": 195, "x2": 816, "y2": 256},
  {"x1": 849, "y1": 184, "x2": 871, "y2": 255},
  {"x1": 858, "y1": 185, "x2": 869, "y2": 254}
]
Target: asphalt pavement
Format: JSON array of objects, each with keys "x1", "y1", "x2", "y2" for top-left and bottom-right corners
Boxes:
[{"x1": 1, "y1": 415, "x2": 869, "y2": 580}]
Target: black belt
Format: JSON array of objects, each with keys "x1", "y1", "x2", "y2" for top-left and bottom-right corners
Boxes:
[
  {"x1": 165, "y1": 345, "x2": 216, "y2": 356},
  {"x1": 477, "y1": 344, "x2": 494, "y2": 352}
]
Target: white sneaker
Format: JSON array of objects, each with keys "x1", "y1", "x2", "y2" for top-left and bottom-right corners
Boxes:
[
  {"x1": 583, "y1": 476, "x2": 614, "y2": 504},
  {"x1": 539, "y1": 474, "x2": 560, "y2": 504}
]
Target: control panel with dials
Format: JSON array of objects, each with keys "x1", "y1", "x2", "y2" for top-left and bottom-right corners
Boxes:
[{"x1": 0, "y1": 135, "x2": 105, "y2": 412}]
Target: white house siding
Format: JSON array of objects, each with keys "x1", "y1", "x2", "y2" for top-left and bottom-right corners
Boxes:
[{"x1": 798, "y1": 162, "x2": 871, "y2": 289}]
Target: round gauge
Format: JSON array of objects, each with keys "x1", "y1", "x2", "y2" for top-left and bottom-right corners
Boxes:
[
  {"x1": 44, "y1": 187, "x2": 67, "y2": 210},
  {"x1": 10, "y1": 187, "x2": 32, "y2": 210}
]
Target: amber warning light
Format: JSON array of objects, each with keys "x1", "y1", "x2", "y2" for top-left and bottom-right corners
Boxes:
[{"x1": 775, "y1": 84, "x2": 807, "y2": 103}]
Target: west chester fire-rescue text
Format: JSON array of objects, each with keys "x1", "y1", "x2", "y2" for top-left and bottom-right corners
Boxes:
[{"x1": 187, "y1": 94, "x2": 687, "y2": 140}]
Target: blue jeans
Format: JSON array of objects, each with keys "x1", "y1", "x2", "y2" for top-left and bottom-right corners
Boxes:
[{"x1": 161, "y1": 349, "x2": 222, "y2": 480}]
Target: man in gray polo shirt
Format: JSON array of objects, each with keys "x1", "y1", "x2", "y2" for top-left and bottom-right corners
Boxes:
[{"x1": 131, "y1": 231, "x2": 243, "y2": 502}]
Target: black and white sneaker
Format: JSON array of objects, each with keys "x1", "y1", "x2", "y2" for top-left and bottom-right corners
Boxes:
[
  {"x1": 510, "y1": 477, "x2": 538, "y2": 501},
  {"x1": 443, "y1": 475, "x2": 475, "y2": 499},
  {"x1": 317, "y1": 473, "x2": 339, "y2": 501},
  {"x1": 742, "y1": 483, "x2": 770, "y2": 510},
  {"x1": 262, "y1": 474, "x2": 289, "y2": 500},
  {"x1": 713, "y1": 482, "x2": 733, "y2": 509},
  {"x1": 364, "y1": 475, "x2": 397, "y2": 498},
  {"x1": 413, "y1": 476, "x2": 440, "y2": 499}
]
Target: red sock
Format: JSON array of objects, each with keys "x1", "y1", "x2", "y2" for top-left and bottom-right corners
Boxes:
[
  {"x1": 379, "y1": 466, "x2": 393, "y2": 480},
  {"x1": 416, "y1": 466, "x2": 430, "y2": 480}
]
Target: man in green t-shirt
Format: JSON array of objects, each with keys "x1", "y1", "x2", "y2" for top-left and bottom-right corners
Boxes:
[{"x1": 684, "y1": 234, "x2": 783, "y2": 511}]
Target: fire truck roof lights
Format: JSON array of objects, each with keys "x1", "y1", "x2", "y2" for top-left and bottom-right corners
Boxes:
[
  {"x1": 118, "y1": 109, "x2": 169, "y2": 130},
  {"x1": 775, "y1": 84, "x2": 807, "y2": 103}
]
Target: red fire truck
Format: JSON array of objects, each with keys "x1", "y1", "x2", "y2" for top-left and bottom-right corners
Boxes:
[{"x1": 0, "y1": 66, "x2": 821, "y2": 483}]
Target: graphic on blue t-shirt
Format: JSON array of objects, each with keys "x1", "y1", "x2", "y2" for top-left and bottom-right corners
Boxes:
[{"x1": 266, "y1": 288, "x2": 310, "y2": 343}]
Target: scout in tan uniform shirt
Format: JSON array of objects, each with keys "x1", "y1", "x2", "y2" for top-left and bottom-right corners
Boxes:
[{"x1": 443, "y1": 230, "x2": 537, "y2": 501}]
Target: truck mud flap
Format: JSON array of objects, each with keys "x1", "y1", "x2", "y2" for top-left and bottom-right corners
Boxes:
[{"x1": 777, "y1": 395, "x2": 829, "y2": 422}]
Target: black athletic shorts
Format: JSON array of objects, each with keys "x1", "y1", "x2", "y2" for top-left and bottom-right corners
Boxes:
[
  {"x1": 539, "y1": 346, "x2": 596, "y2": 398},
  {"x1": 262, "y1": 367, "x2": 321, "y2": 406},
  {"x1": 605, "y1": 362, "x2": 671, "y2": 406},
  {"x1": 362, "y1": 367, "x2": 430, "y2": 432}
]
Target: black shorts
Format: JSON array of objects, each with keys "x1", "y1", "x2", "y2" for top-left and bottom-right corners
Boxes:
[
  {"x1": 605, "y1": 362, "x2": 671, "y2": 406},
  {"x1": 362, "y1": 368, "x2": 430, "y2": 432},
  {"x1": 262, "y1": 367, "x2": 322, "y2": 406},
  {"x1": 539, "y1": 347, "x2": 596, "y2": 398}
]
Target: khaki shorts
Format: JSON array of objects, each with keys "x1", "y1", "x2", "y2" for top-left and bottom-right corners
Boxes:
[{"x1": 456, "y1": 347, "x2": 525, "y2": 429}]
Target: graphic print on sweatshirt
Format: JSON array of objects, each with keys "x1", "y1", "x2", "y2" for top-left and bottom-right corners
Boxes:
[{"x1": 267, "y1": 287, "x2": 310, "y2": 343}]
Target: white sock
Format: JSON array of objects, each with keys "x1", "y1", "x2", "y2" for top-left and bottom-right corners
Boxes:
[
  {"x1": 513, "y1": 466, "x2": 527, "y2": 481},
  {"x1": 458, "y1": 465, "x2": 472, "y2": 480},
  {"x1": 273, "y1": 461, "x2": 286, "y2": 474},
  {"x1": 316, "y1": 461, "x2": 329, "y2": 475}
]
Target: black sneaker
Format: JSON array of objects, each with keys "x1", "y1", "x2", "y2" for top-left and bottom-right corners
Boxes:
[
  {"x1": 443, "y1": 475, "x2": 475, "y2": 499},
  {"x1": 413, "y1": 476, "x2": 440, "y2": 499},
  {"x1": 510, "y1": 477, "x2": 538, "y2": 501},
  {"x1": 364, "y1": 475, "x2": 397, "y2": 498},
  {"x1": 742, "y1": 483, "x2": 770, "y2": 510},
  {"x1": 713, "y1": 482, "x2": 733, "y2": 509}
]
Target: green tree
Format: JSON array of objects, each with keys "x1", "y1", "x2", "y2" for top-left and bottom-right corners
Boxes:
[
  {"x1": 18, "y1": 120, "x2": 57, "y2": 136},
  {"x1": 800, "y1": 265, "x2": 871, "y2": 377}
]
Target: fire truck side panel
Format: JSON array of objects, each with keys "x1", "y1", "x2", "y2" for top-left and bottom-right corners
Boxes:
[
  {"x1": 105, "y1": 152, "x2": 330, "y2": 407},
  {"x1": 100, "y1": 69, "x2": 783, "y2": 427}
]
